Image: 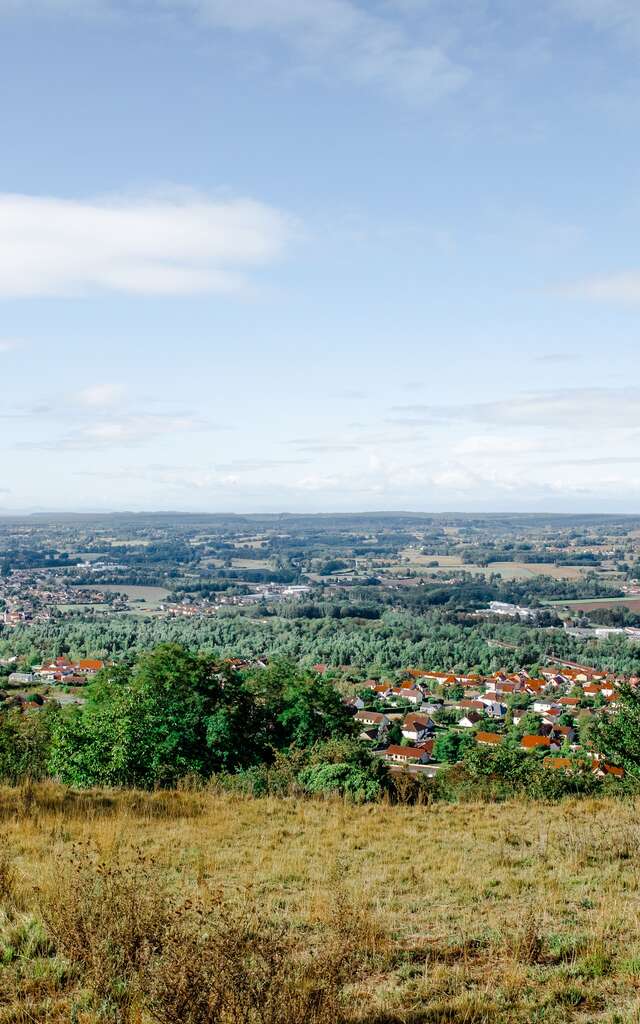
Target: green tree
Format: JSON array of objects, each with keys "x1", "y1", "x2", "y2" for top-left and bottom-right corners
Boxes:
[
  {"x1": 513, "y1": 711, "x2": 541, "y2": 738},
  {"x1": 49, "y1": 645, "x2": 250, "y2": 787},
  {"x1": 433, "y1": 729, "x2": 474, "y2": 764},
  {"x1": 595, "y1": 685, "x2": 640, "y2": 774}
]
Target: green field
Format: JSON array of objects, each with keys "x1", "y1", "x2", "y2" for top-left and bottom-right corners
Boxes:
[{"x1": 71, "y1": 585, "x2": 171, "y2": 609}]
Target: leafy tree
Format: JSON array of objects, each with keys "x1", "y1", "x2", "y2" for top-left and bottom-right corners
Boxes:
[
  {"x1": 49, "y1": 645, "x2": 252, "y2": 787},
  {"x1": 298, "y1": 762, "x2": 383, "y2": 801},
  {"x1": 433, "y1": 729, "x2": 474, "y2": 764},
  {"x1": 49, "y1": 647, "x2": 356, "y2": 788},
  {"x1": 595, "y1": 685, "x2": 640, "y2": 774},
  {"x1": 513, "y1": 711, "x2": 541, "y2": 738},
  {"x1": 386, "y1": 721, "x2": 403, "y2": 745},
  {"x1": 0, "y1": 706, "x2": 58, "y2": 782}
]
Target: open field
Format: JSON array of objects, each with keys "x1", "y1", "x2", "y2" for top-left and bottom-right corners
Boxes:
[
  {"x1": 2, "y1": 785, "x2": 640, "y2": 1022},
  {"x1": 73, "y1": 584, "x2": 171, "y2": 608},
  {"x1": 485, "y1": 561, "x2": 587, "y2": 580},
  {"x1": 397, "y1": 550, "x2": 590, "y2": 581},
  {"x1": 547, "y1": 597, "x2": 640, "y2": 611},
  {"x1": 230, "y1": 557, "x2": 273, "y2": 569}
]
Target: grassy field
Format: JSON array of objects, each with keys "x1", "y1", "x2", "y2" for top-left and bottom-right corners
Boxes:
[
  {"x1": 547, "y1": 597, "x2": 640, "y2": 611},
  {"x1": 2, "y1": 785, "x2": 640, "y2": 1022},
  {"x1": 74, "y1": 585, "x2": 171, "y2": 608},
  {"x1": 397, "y1": 550, "x2": 589, "y2": 581}
]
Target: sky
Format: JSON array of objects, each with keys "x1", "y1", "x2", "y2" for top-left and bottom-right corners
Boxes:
[{"x1": 1, "y1": 0, "x2": 640, "y2": 514}]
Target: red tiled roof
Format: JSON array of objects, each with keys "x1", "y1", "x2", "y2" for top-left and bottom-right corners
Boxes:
[
  {"x1": 384, "y1": 745, "x2": 425, "y2": 760},
  {"x1": 476, "y1": 732, "x2": 503, "y2": 746}
]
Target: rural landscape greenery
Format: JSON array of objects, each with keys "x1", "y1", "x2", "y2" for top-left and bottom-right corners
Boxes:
[
  {"x1": 5, "y1": 0, "x2": 640, "y2": 1019},
  {"x1": 2, "y1": 514, "x2": 640, "y2": 1020}
]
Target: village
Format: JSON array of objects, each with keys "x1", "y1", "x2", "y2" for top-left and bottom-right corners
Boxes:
[
  {"x1": 330, "y1": 660, "x2": 628, "y2": 778},
  {"x1": 0, "y1": 650, "x2": 628, "y2": 779}
]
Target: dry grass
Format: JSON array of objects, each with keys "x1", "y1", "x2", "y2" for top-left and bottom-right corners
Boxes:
[{"x1": 1, "y1": 784, "x2": 640, "y2": 1022}]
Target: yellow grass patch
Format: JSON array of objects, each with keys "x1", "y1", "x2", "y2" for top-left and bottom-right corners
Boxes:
[{"x1": 1, "y1": 785, "x2": 640, "y2": 1022}]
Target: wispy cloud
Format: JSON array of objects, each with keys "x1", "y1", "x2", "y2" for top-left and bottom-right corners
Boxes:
[
  {"x1": 389, "y1": 387, "x2": 640, "y2": 429},
  {"x1": 534, "y1": 352, "x2": 576, "y2": 363},
  {"x1": 0, "y1": 190, "x2": 296, "y2": 298},
  {"x1": 560, "y1": 0, "x2": 640, "y2": 42},
  {"x1": 0, "y1": 338, "x2": 22, "y2": 352},
  {"x1": 560, "y1": 270, "x2": 640, "y2": 304},
  {"x1": 0, "y1": 0, "x2": 469, "y2": 105},
  {"x1": 77, "y1": 383, "x2": 124, "y2": 408},
  {"x1": 18, "y1": 413, "x2": 213, "y2": 451},
  {"x1": 187, "y1": 0, "x2": 469, "y2": 104},
  {"x1": 214, "y1": 458, "x2": 310, "y2": 472}
]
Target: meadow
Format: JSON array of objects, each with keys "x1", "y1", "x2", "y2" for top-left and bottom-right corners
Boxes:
[
  {"x1": 80, "y1": 585, "x2": 171, "y2": 608},
  {"x1": 2, "y1": 784, "x2": 640, "y2": 1022}
]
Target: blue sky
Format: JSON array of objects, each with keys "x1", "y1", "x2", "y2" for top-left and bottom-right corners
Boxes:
[{"x1": 1, "y1": 0, "x2": 640, "y2": 513}]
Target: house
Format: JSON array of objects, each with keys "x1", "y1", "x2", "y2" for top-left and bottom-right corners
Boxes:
[
  {"x1": 478, "y1": 695, "x2": 507, "y2": 718},
  {"x1": 542, "y1": 707, "x2": 562, "y2": 722},
  {"x1": 354, "y1": 710, "x2": 389, "y2": 729},
  {"x1": 591, "y1": 758, "x2": 625, "y2": 778},
  {"x1": 344, "y1": 696, "x2": 365, "y2": 712},
  {"x1": 389, "y1": 687, "x2": 423, "y2": 706},
  {"x1": 476, "y1": 731, "x2": 503, "y2": 746},
  {"x1": 544, "y1": 757, "x2": 574, "y2": 772},
  {"x1": 7, "y1": 672, "x2": 36, "y2": 685},
  {"x1": 459, "y1": 712, "x2": 483, "y2": 728},
  {"x1": 525, "y1": 679, "x2": 546, "y2": 695},
  {"x1": 77, "y1": 659, "x2": 104, "y2": 675},
  {"x1": 421, "y1": 701, "x2": 444, "y2": 715},
  {"x1": 383, "y1": 745, "x2": 431, "y2": 764},
  {"x1": 583, "y1": 684, "x2": 602, "y2": 697},
  {"x1": 520, "y1": 735, "x2": 558, "y2": 752},
  {"x1": 533, "y1": 700, "x2": 558, "y2": 714},
  {"x1": 401, "y1": 714, "x2": 434, "y2": 742}
]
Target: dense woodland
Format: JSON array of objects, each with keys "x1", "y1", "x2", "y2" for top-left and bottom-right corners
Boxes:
[{"x1": 3, "y1": 608, "x2": 640, "y2": 677}]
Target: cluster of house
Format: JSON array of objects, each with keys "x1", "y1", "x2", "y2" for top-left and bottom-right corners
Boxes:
[
  {"x1": 344, "y1": 662, "x2": 629, "y2": 775},
  {"x1": 0, "y1": 567, "x2": 122, "y2": 628},
  {"x1": 7, "y1": 656, "x2": 105, "y2": 687}
]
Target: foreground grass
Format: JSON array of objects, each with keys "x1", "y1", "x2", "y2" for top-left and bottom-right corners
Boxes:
[{"x1": 1, "y1": 785, "x2": 640, "y2": 1021}]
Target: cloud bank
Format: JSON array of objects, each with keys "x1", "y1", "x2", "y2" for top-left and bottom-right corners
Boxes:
[{"x1": 0, "y1": 191, "x2": 295, "y2": 298}]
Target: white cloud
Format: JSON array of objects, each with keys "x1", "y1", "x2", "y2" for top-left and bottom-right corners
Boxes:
[
  {"x1": 561, "y1": 270, "x2": 640, "y2": 304},
  {"x1": 453, "y1": 435, "x2": 553, "y2": 456},
  {"x1": 0, "y1": 338, "x2": 21, "y2": 352},
  {"x1": 390, "y1": 387, "x2": 640, "y2": 429},
  {"x1": 0, "y1": 191, "x2": 295, "y2": 298},
  {"x1": 0, "y1": 0, "x2": 468, "y2": 105},
  {"x1": 560, "y1": 0, "x2": 640, "y2": 39},
  {"x1": 19, "y1": 413, "x2": 209, "y2": 451},
  {"x1": 187, "y1": 0, "x2": 468, "y2": 103},
  {"x1": 77, "y1": 383, "x2": 124, "y2": 407}
]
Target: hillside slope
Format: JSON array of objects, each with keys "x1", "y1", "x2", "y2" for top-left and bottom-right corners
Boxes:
[{"x1": 0, "y1": 786, "x2": 638, "y2": 1022}]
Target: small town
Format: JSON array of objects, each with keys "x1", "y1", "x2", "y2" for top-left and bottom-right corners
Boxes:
[{"x1": 0, "y1": 649, "x2": 628, "y2": 781}]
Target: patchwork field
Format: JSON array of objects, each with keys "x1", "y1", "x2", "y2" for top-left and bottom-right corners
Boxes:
[
  {"x1": 397, "y1": 551, "x2": 589, "y2": 581},
  {"x1": 2, "y1": 786, "x2": 640, "y2": 1022}
]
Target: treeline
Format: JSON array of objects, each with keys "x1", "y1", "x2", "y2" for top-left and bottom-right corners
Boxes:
[{"x1": 4, "y1": 606, "x2": 640, "y2": 676}]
